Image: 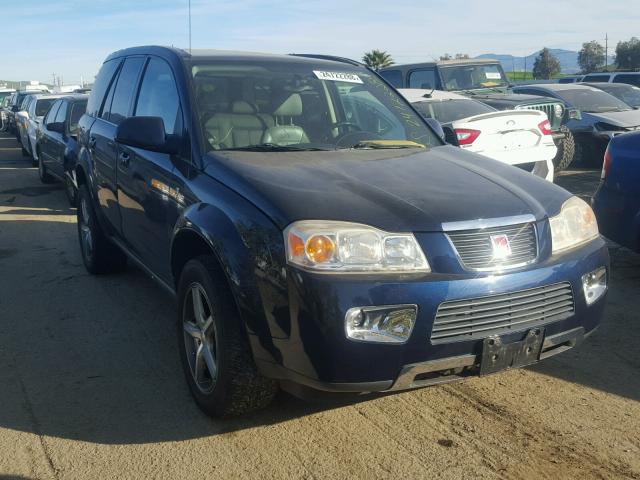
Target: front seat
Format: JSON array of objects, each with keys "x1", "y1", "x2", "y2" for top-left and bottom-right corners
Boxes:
[
  {"x1": 205, "y1": 101, "x2": 272, "y2": 149},
  {"x1": 261, "y1": 94, "x2": 309, "y2": 146}
]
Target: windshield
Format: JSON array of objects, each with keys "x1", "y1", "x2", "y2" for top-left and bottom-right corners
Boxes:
[
  {"x1": 412, "y1": 99, "x2": 495, "y2": 123},
  {"x1": 190, "y1": 60, "x2": 441, "y2": 151},
  {"x1": 440, "y1": 64, "x2": 509, "y2": 91},
  {"x1": 0, "y1": 92, "x2": 12, "y2": 103},
  {"x1": 557, "y1": 89, "x2": 632, "y2": 113},
  {"x1": 35, "y1": 98, "x2": 57, "y2": 117},
  {"x1": 597, "y1": 85, "x2": 640, "y2": 108}
]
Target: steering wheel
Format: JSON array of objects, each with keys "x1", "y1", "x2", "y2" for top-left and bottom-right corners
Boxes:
[{"x1": 331, "y1": 122, "x2": 362, "y2": 134}]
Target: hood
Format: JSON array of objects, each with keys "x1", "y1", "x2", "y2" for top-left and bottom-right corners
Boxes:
[
  {"x1": 204, "y1": 146, "x2": 571, "y2": 232},
  {"x1": 587, "y1": 109, "x2": 640, "y2": 127}
]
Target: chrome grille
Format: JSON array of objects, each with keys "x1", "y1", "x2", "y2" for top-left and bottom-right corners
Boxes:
[
  {"x1": 431, "y1": 283, "x2": 575, "y2": 343},
  {"x1": 447, "y1": 223, "x2": 538, "y2": 271},
  {"x1": 517, "y1": 103, "x2": 562, "y2": 129}
]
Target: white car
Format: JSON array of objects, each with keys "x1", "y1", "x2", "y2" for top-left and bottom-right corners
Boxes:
[
  {"x1": 400, "y1": 89, "x2": 557, "y2": 182},
  {"x1": 22, "y1": 93, "x2": 66, "y2": 163}
]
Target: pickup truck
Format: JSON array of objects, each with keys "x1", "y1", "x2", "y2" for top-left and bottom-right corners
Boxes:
[{"x1": 75, "y1": 46, "x2": 608, "y2": 417}]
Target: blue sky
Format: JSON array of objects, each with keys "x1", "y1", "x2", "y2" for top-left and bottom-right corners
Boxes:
[{"x1": 3, "y1": 0, "x2": 639, "y2": 84}]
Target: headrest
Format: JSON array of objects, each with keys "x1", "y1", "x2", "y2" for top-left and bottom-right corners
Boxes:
[
  {"x1": 273, "y1": 93, "x2": 302, "y2": 116},
  {"x1": 231, "y1": 101, "x2": 257, "y2": 114}
]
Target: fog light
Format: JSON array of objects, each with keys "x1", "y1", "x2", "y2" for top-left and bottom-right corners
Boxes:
[
  {"x1": 345, "y1": 305, "x2": 417, "y2": 343},
  {"x1": 582, "y1": 267, "x2": 607, "y2": 305}
]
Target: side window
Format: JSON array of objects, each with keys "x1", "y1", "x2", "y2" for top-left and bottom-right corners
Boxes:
[
  {"x1": 379, "y1": 70, "x2": 403, "y2": 88},
  {"x1": 108, "y1": 57, "x2": 145, "y2": 125},
  {"x1": 135, "y1": 58, "x2": 182, "y2": 135},
  {"x1": 613, "y1": 74, "x2": 640, "y2": 87},
  {"x1": 583, "y1": 74, "x2": 610, "y2": 82},
  {"x1": 54, "y1": 101, "x2": 68, "y2": 123},
  {"x1": 44, "y1": 100, "x2": 61, "y2": 125},
  {"x1": 86, "y1": 59, "x2": 121, "y2": 117},
  {"x1": 409, "y1": 69, "x2": 437, "y2": 89},
  {"x1": 69, "y1": 101, "x2": 88, "y2": 134}
]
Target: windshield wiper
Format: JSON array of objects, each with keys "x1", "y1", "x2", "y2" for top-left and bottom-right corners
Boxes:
[
  {"x1": 224, "y1": 143, "x2": 331, "y2": 152},
  {"x1": 350, "y1": 140, "x2": 426, "y2": 150}
]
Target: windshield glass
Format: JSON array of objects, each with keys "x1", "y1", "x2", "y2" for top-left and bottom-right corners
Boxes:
[
  {"x1": 597, "y1": 85, "x2": 640, "y2": 108},
  {"x1": 557, "y1": 89, "x2": 632, "y2": 112},
  {"x1": 190, "y1": 60, "x2": 441, "y2": 151},
  {"x1": 440, "y1": 64, "x2": 509, "y2": 91},
  {"x1": 35, "y1": 98, "x2": 57, "y2": 117},
  {"x1": 0, "y1": 92, "x2": 12, "y2": 103},
  {"x1": 412, "y1": 99, "x2": 495, "y2": 123}
]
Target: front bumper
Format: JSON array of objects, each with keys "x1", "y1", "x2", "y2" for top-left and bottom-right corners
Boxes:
[{"x1": 255, "y1": 235, "x2": 609, "y2": 393}]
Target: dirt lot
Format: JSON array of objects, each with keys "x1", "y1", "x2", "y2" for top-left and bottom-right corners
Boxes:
[{"x1": 0, "y1": 131, "x2": 638, "y2": 480}]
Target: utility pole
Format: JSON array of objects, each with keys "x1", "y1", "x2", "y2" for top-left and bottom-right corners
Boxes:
[{"x1": 605, "y1": 33, "x2": 608, "y2": 71}]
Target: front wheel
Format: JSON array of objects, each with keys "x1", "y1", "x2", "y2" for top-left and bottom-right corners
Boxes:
[
  {"x1": 38, "y1": 155, "x2": 54, "y2": 184},
  {"x1": 177, "y1": 256, "x2": 278, "y2": 417},
  {"x1": 76, "y1": 185, "x2": 127, "y2": 274},
  {"x1": 552, "y1": 126, "x2": 576, "y2": 172}
]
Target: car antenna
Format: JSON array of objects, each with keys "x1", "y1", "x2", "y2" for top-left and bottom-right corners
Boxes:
[{"x1": 188, "y1": 0, "x2": 192, "y2": 54}]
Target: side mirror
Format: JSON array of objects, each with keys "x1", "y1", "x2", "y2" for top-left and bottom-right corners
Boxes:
[
  {"x1": 115, "y1": 116, "x2": 178, "y2": 154},
  {"x1": 47, "y1": 122, "x2": 65, "y2": 134},
  {"x1": 11, "y1": 105, "x2": 19, "y2": 112},
  {"x1": 424, "y1": 117, "x2": 446, "y2": 142},
  {"x1": 568, "y1": 108, "x2": 582, "y2": 121}
]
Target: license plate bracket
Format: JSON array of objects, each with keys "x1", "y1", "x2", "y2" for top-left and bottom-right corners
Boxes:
[{"x1": 480, "y1": 328, "x2": 545, "y2": 376}]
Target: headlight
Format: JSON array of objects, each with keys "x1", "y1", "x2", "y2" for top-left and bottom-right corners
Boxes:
[
  {"x1": 284, "y1": 220, "x2": 430, "y2": 273},
  {"x1": 554, "y1": 104, "x2": 564, "y2": 118},
  {"x1": 550, "y1": 197, "x2": 599, "y2": 254}
]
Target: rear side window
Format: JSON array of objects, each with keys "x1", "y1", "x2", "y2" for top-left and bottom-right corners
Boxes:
[
  {"x1": 54, "y1": 101, "x2": 68, "y2": 123},
  {"x1": 379, "y1": 70, "x2": 403, "y2": 88},
  {"x1": 44, "y1": 100, "x2": 61, "y2": 125},
  {"x1": 86, "y1": 59, "x2": 120, "y2": 117},
  {"x1": 135, "y1": 58, "x2": 182, "y2": 135},
  {"x1": 35, "y1": 98, "x2": 57, "y2": 117},
  {"x1": 583, "y1": 74, "x2": 610, "y2": 82},
  {"x1": 108, "y1": 57, "x2": 145, "y2": 125},
  {"x1": 409, "y1": 69, "x2": 437, "y2": 89},
  {"x1": 613, "y1": 74, "x2": 640, "y2": 87}
]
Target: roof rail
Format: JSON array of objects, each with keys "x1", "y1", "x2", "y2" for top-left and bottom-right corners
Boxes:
[{"x1": 289, "y1": 54, "x2": 364, "y2": 67}]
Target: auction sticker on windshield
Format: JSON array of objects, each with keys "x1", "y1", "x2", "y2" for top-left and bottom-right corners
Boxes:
[
  {"x1": 314, "y1": 71, "x2": 363, "y2": 84},
  {"x1": 485, "y1": 72, "x2": 502, "y2": 80}
]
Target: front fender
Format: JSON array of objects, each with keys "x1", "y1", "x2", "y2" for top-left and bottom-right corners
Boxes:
[{"x1": 173, "y1": 201, "x2": 289, "y2": 366}]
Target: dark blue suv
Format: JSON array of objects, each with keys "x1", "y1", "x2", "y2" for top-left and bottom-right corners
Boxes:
[{"x1": 75, "y1": 46, "x2": 609, "y2": 417}]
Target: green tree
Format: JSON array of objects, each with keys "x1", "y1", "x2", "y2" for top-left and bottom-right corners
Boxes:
[
  {"x1": 615, "y1": 37, "x2": 640, "y2": 70},
  {"x1": 532, "y1": 48, "x2": 561, "y2": 79},
  {"x1": 578, "y1": 41, "x2": 605, "y2": 73},
  {"x1": 362, "y1": 50, "x2": 394, "y2": 70}
]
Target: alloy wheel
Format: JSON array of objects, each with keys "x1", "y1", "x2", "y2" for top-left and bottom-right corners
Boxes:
[{"x1": 183, "y1": 283, "x2": 219, "y2": 394}]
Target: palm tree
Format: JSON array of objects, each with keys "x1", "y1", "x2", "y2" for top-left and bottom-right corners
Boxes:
[{"x1": 362, "y1": 50, "x2": 394, "y2": 70}]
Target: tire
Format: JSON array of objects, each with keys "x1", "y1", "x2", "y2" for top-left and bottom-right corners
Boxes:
[
  {"x1": 552, "y1": 126, "x2": 576, "y2": 172},
  {"x1": 38, "y1": 156, "x2": 54, "y2": 184},
  {"x1": 177, "y1": 256, "x2": 277, "y2": 417},
  {"x1": 64, "y1": 174, "x2": 77, "y2": 207},
  {"x1": 77, "y1": 184, "x2": 127, "y2": 274}
]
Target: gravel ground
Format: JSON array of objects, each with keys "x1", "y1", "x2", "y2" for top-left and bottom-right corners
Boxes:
[{"x1": 0, "y1": 132, "x2": 638, "y2": 480}]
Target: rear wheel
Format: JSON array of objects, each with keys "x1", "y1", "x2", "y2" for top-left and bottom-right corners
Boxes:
[
  {"x1": 552, "y1": 126, "x2": 576, "y2": 172},
  {"x1": 77, "y1": 184, "x2": 127, "y2": 274},
  {"x1": 177, "y1": 256, "x2": 277, "y2": 417}
]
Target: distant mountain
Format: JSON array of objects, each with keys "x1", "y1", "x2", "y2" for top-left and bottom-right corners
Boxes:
[{"x1": 475, "y1": 49, "x2": 614, "y2": 74}]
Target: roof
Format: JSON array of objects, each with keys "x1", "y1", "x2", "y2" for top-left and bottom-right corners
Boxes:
[
  {"x1": 105, "y1": 45, "x2": 362, "y2": 69},
  {"x1": 398, "y1": 89, "x2": 468, "y2": 102},
  {"x1": 580, "y1": 82, "x2": 639, "y2": 90},
  {"x1": 381, "y1": 58, "x2": 499, "y2": 71}
]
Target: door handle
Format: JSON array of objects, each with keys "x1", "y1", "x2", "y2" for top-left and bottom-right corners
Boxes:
[
  {"x1": 119, "y1": 152, "x2": 130, "y2": 168},
  {"x1": 88, "y1": 137, "x2": 97, "y2": 150}
]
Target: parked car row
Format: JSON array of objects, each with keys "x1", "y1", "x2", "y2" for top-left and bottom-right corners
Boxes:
[{"x1": 380, "y1": 59, "x2": 640, "y2": 169}]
